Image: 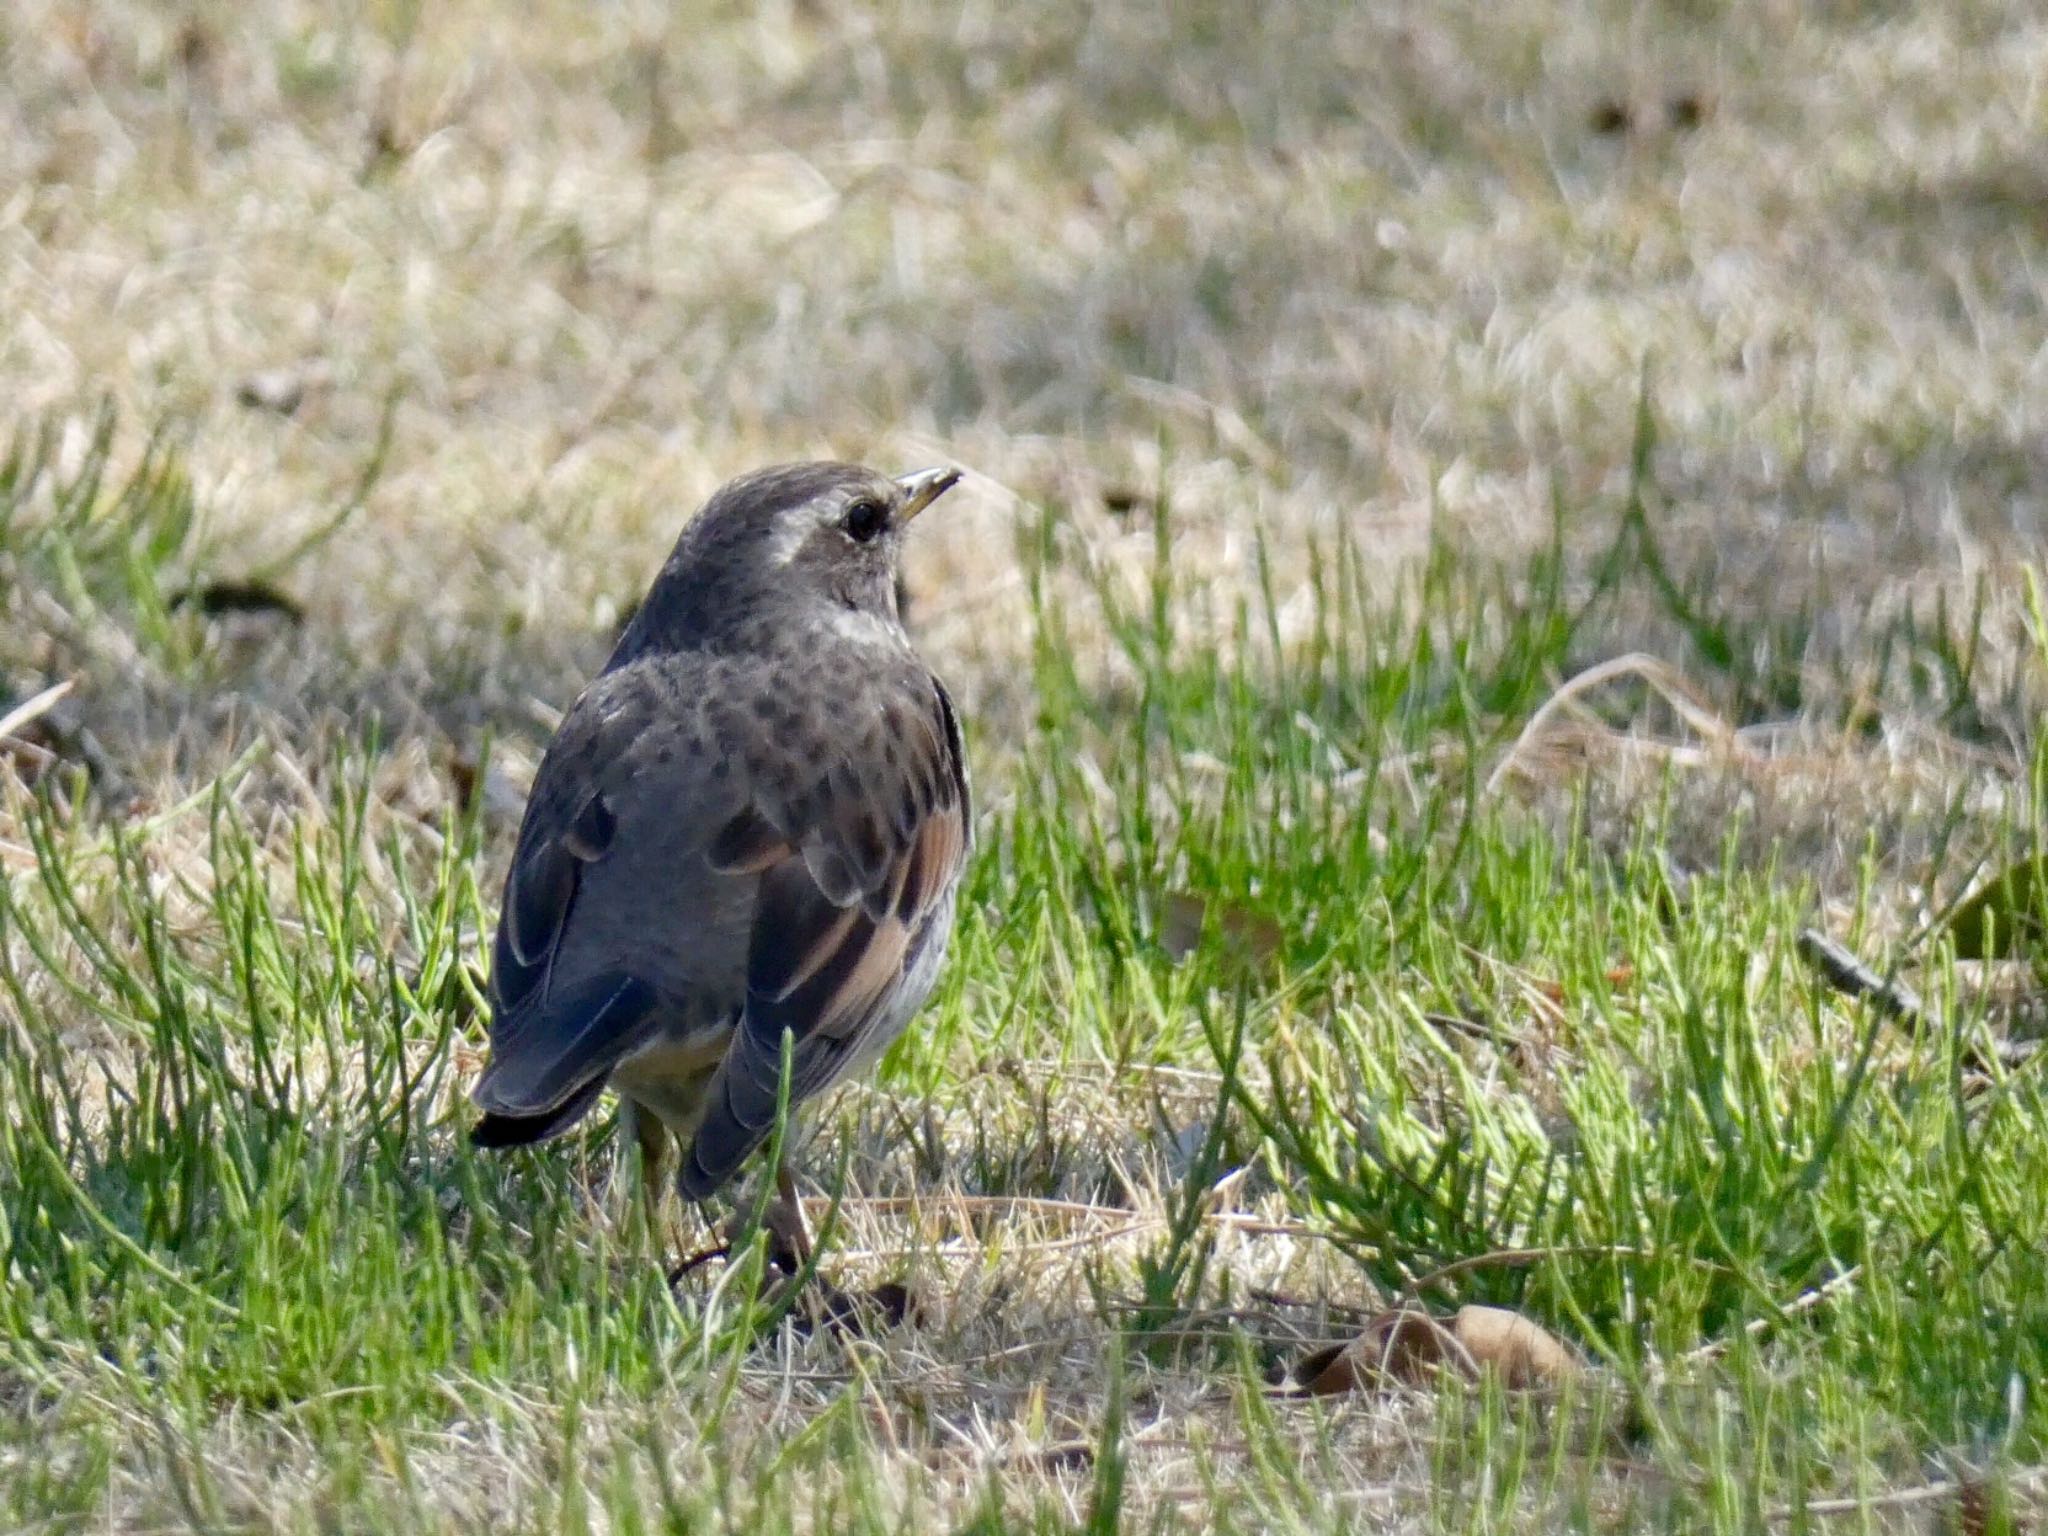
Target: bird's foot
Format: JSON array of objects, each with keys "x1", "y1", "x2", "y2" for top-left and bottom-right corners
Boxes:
[
  {"x1": 663, "y1": 1241, "x2": 918, "y2": 1336},
  {"x1": 665, "y1": 1241, "x2": 730, "y2": 1287},
  {"x1": 665, "y1": 1167, "x2": 913, "y2": 1330},
  {"x1": 660, "y1": 1187, "x2": 805, "y2": 1291}
]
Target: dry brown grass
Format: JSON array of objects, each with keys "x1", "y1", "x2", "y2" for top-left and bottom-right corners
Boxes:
[{"x1": 8, "y1": 0, "x2": 2045, "y2": 685}]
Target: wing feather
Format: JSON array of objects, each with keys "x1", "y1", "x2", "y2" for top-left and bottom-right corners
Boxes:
[
  {"x1": 476, "y1": 666, "x2": 718, "y2": 1132},
  {"x1": 678, "y1": 674, "x2": 970, "y2": 1198}
]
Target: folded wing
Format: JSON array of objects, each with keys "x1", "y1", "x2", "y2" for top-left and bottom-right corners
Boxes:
[
  {"x1": 470, "y1": 670, "x2": 689, "y2": 1141},
  {"x1": 678, "y1": 674, "x2": 971, "y2": 1198}
]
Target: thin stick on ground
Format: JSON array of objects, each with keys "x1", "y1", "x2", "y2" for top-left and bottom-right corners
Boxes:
[
  {"x1": 1765, "y1": 1463, "x2": 2048, "y2": 1523},
  {"x1": 0, "y1": 677, "x2": 75, "y2": 744},
  {"x1": 1796, "y1": 928, "x2": 2038, "y2": 1071},
  {"x1": 1795, "y1": 928, "x2": 1931, "y2": 1031}
]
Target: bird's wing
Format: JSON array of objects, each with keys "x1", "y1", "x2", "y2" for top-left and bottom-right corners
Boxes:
[
  {"x1": 677, "y1": 665, "x2": 972, "y2": 1198},
  {"x1": 472, "y1": 663, "x2": 724, "y2": 1135}
]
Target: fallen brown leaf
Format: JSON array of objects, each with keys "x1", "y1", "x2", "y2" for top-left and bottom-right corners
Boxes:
[
  {"x1": 1450, "y1": 1305, "x2": 1581, "y2": 1388},
  {"x1": 1285, "y1": 1305, "x2": 1579, "y2": 1397},
  {"x1": 1291, "y1": 1308, "x2": 1458, "y2": 1395}
]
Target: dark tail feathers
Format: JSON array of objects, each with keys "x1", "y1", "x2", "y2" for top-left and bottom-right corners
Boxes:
[{"x1": 470, "y1": 1073, "x2": 608, "y2": 1147}]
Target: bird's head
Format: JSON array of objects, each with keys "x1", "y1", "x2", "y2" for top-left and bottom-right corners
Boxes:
[{"x1": 620, "y1": 461, "x2": 960, "y2": 655}]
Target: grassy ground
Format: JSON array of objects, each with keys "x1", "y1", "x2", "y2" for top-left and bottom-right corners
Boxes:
[{"x1": 5, "y1": 0, "x2": 2048, "y2": 1529}]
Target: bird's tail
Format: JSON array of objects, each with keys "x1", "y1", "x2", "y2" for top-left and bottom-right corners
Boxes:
[{"x1": 471, "y1": 973, "x2": 658, "y2": 1139}]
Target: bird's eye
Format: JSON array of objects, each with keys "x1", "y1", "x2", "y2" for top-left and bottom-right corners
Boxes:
[{"x1": 842, "y1": 498, "x2": 889, "y2": 543}]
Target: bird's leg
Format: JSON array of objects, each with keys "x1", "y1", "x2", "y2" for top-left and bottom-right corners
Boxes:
[
  {"x1": 619, "y1": 1099, "x2": 687, "y2": 1264},
  {"x1": 761, "y1": 1163, "x2": 885, "y2": 1331},
  {"x1": 634, "y1": 1108, "x2": 674, "y2": 1232}
]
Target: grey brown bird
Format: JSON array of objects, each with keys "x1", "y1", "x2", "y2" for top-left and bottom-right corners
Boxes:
[{"x1": 470, "y1": 462, "x2": 971, "y2": 1271}]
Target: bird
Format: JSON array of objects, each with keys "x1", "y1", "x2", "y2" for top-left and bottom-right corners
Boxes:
[{"x1": 469, "y1": 462, "x2": 972, "y2": 1275}]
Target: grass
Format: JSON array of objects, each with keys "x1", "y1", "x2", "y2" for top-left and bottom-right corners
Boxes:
[
  {"x1": 6, "y1": 0, "x2": 2048, "y2": 1528},
  {"x1": 4, "y1": 401, "x2": 2048, "y2": 1531}
]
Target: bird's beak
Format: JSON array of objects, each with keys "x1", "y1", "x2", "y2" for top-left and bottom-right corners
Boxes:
[{"x1": 895, "y1": 466, "x2": 962, "y2": 523}]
